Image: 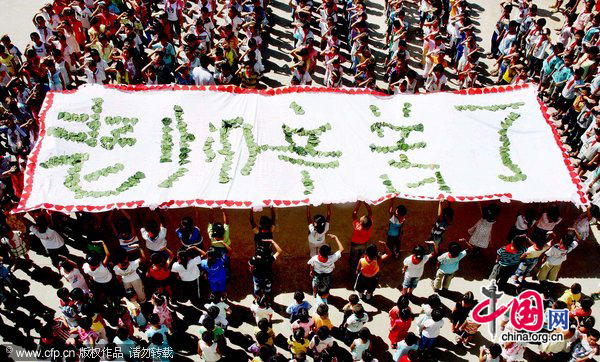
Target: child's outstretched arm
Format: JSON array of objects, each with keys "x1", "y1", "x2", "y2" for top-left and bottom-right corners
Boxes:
[
  {"x1": 249, "y1": 208, "x2": 257, "y2": 228},
  {"x1": 378, "y1": 240, "x2": 392, "y2": 262},
  {"x1": 388, "y1": 199, "x2": 394, "y2": 216},
  {"x1": 222, "y1": 208, "x2": 229, "y2": 225},
  {"x1": 328, "y1": 234, "x2": 344, "y2": 253},
  {"x1": 352, "y1": 201, "x2": 361, "y2": 221},
  {"x1": 270, "y1": 207, "x2": 276, "y2": 228},
  {"x1": 272, "y1": 240, "x2": 283, "y2": 259},
  {"x1": 364, "y1": 202, "x2": 372, "y2": 217},
  {"x1": 326, "y1": 204, "x2": 332, "y2": 222},
  {"x1": 306, "y1": 206, "x2": 312, "y2": 225}
]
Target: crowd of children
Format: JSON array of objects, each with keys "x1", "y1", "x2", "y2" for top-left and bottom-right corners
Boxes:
[
  {"x1": 0, "y1": 197, "x2": 595, "y2": 361},
  {"x1": 0, "y1": 0, "x2": 599, "y2": 361}
]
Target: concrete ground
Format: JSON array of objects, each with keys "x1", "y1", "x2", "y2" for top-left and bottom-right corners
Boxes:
[{"x1": 1, "y1": 0, "x2": 600, "y2": 362}]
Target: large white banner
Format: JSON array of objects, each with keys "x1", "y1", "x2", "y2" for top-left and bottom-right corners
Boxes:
[{"x1": 15, "y1": 84, "x2": 585, "y2": 212}]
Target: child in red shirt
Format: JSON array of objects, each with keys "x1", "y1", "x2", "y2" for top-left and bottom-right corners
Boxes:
[{"x1": 350, "y1": 201, "x2": 373, "y2": 271}]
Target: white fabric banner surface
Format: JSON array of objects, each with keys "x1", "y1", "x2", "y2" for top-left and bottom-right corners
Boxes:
[{"x1": 16, "y1": 84, "x2": 584, "y2": 212}]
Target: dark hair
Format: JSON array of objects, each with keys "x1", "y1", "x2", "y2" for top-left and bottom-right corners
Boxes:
[
  {"x1": 201, "y1": 330, "x2": 213, "y2": 343},
  {"x1": 397, "y1": 295, "x2": 410, "y2": 309},
  {"x1": 86, "y1": 252, "x2": 101, "y2": 267},
  {"x1": 405, "y1": 331, "x2": 418, "y2": 346},
  {"x1": 148, "y1": 313, "x2": 160, "y2": 325},
  {"x1": 547, "y1": 206, "x2": 560, "y2": 222},
  {"x1": 151, "y1": 332, "x2": 164, "y2": 345},
  {"x1": 571, "y1": 283, "x2": 582, "y2": 294},
  {"x1": 293, "y1": 328, "x2": 305, "y2": 341},
  {"x1": 255, "y1": 330, "x2": 269, "y2": 344},
  {"x1": 361, "y1": 215, "x2": 372, "y2": 229},
  {"x1": 427, "y1": 294, "x2": 442, "y2": 309},
  {"x1": 294, "y1": 291, "x2": 304, "y2": 303},
  {"x1": 395, "y1": 205, "x2": 407, "y2": 216},
  {"x1": 365, "y1": 245, "x2": 377, "y2": 259},
  {"x1": 589, "y1": 328, "x2": 600, "y2": 340},
  {"x1": 448, "y1": 242, "x2": 462, "y2": 257},
  {"x1": 400, "y1": 307, "x2": 412, "y2": 321},
  {"x1": 259, "y1": 216, "x2": 272, "y2": 229},
  {"x1": 582, "y1": 316, "x2": 596, "y2": 328},
  {"x1": 489, "y1": 343, "x2": 502, "y2": 358},
  {"x1": 349, "y1": 294, "x2": 360, "y2": 304},
  {"x1": 57, "y1": 287, "x2": 70, "y2": 300},
  {"x1": 60, "y1": 260, "x2": 74, "y2": 272},
  {"x1": 313, "y1": 214, "x2": 327, "y2": 233},
  {"x1": 211, "y1": 223, "x2": 225, "y2": 239},
  {"x1": 358, "y1": 327, "x2": 371, "y2": 339},
  {"x1": 70, "y1": 288, "x2": 84, "y2": 301},
  {"x1": 202, "y1": 316, "x2": 215, "y2": 330},
  {"x1": 581, "y1": 297, "x2": 595, "y2": 311},
  {"x1": 318, "y1": 244, "x2": 331, "y2": 258},
  {"x1": 562, "y1": 232, "x2": 576, "y2": 248},
  {"x1": 412, "y1": 245, "x2": 425, "y2": 257},
  {"x1": 431, "y1": 308, "x2": 444, "y2": 322},
  {"x1": 483, "y1": 204, "x2": 500, "y2": 222},
  {"x1": 79, "y1": 316, "x2": 92, "y2": 330},
  {"x1": 258, "y1": 318, "x2": 270, "y2": 331},
  {"x1": 317, "y1": 326, "x2": 330, "y2": 339},
  {"x1": 317, "y1": 304, "x2": 328, "y2": 316},
  {"x1": 151, "y1": 252, "x2": 164, "y2": 265}
]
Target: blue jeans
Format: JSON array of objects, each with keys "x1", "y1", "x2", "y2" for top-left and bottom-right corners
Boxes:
[
  {"x1": 402, "y1": 276, "x2": 420, "y2": 289},
  {"x1": 419, "y1": 335, "x2": 437, "y2": 350}
]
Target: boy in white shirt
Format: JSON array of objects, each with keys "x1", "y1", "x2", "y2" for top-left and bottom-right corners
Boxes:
[
  {"x1": 419, "y1": 308, "x2": 444, "y2": 351},
  {"x1": 402, "y1": 242, "x2": 438, "y2": 296}
]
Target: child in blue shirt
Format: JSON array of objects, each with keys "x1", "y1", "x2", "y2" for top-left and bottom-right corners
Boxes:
[
  {"x1": 387, "y1": 200, "x2": 407, "y2": 259},
  {"x1": 200, "y1": 245, "x2": 232, "y2": 300},
  {"x1": 286, "y1": 291, "x2": 312, "y2": 322}
]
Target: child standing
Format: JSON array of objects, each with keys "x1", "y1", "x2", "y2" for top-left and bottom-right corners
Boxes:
[
  {"x1": 200, "y1": 245, "x2": 233, "y2": 300},
  {"x1": 350, "y1": 327, "x2": 372, "y2": 361},
  {"x1": 433, "y1": 240, "x2": 468, "y2": 292},
  {"x1": 491, "y1": 235, "x2": 528, "y2": 291},
  {"x1": 355, "y1": 241, "x2": 391, "y2": 300},
  {"x1": 467, "y1": 204, "x2": 500, "y2": 252},
  {"x1": 59, "y1": 257, "x2": 89, "y2": 294},
  {"x1": 537, "y1": 232, "x2": 579, "y2": 293},
  {"x1": 250, "y1": 207, "x2": 276, "y2": 251},
  {"x1": 389, "y1": 307, "x2": 412, "y2": 347},
  {"x1": 393, "y1": 332, "x2": 419, "y2": 361},
  {"x1": 386, "y1": 200, "x2": 407, "y2": 259},
  {"x1": 313, "y1": 304, "x2": 333, "y2": 333},
  {"x1": 514, "y1": 232, "x2": 554, "y2": 285},
  {"x1": 418, "y1": 308, "x2": 444, "y2": 352},
  {"x1": 350, "y1": 201, "x2": 374, "y2": 271},
  {"x1": 306, "y1": 205, "x2": 332, "y2": 257},
  {"x1": 113, "y1": 251, "x2": 146, "y2": 303},
  {"x1": 344, "y1": 304, "x2": 369, "y2": 345},
  {"x1": 402, "y1": 242, "x2": 438, "y2": 296},
  {"x1": 307, "y1": 234, "x2": 344, "y2": 297},
  {"x1": 124, "y1": 289, "x2": 147, "y2": 330},
  {"x1": 288, "y1": 328, "x2": 310, "y2": 357},
  {"x1": 152, "y1": 293, "x2": 173, "y2": 331},
  {"x1": 291, "y1": 308, "x2": 315, "y2": 338},
  {"x1": 308, "y1": 326, "x2": 335, "y2": 358},
  {"x1": 286, "y1": 291, "x2": 312, "y2": 322},
  {"x1": 507, "y1": 209, "x2": 537, "y2": 242},
  {"x1": 429, "y1": 200, "x2": 454, "y2": 252},
  {"x1": 559, "y1": 283, "x2": 582, "y2": 312},
  {"x1": 531, "y1": 205, "x2": 562, "y2": 242}
]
